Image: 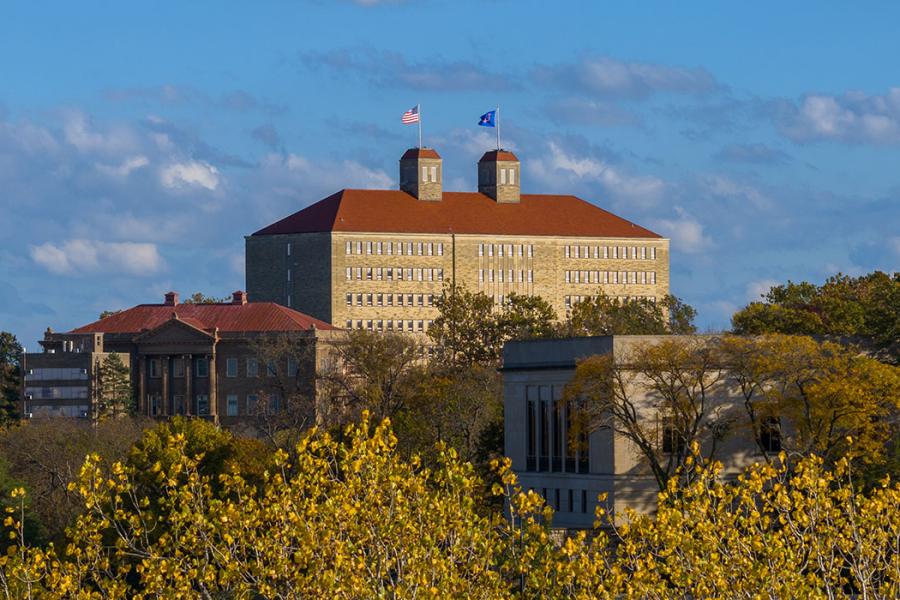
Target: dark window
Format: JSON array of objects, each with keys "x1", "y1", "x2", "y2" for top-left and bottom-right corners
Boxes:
[
  {"x1": 552, "y1": 393, "x2": 563, "y2": 472},
  {"x1": 539, "y1": 394, "x2": 549, "y2": 472},
  {"x1": 581, "y1": 490, "x2": 588, "y2": 514},
  {"x1": 568, "y1": 489, "x2": 574, "y2": 513},
  {"x1": 526, "y1": 388, "x2": 536, "y2": 472},
  {"x1": 661, "y1": 417, "x2": 685, "y2": 455},
  {"x1": 195, "y1": 357, "x2": 209, "y2": 378},
  {"x1": 759, "y1": 417, "x2": 782, "y2": 453}
]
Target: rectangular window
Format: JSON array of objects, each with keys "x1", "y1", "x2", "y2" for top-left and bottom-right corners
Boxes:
[
  {"x1": 661, "y1": 417, "x2": 686, "y2": 455},
  {"x1": 387, "y1": 294, "x2": 394, "y2": 306},
  {"x1": 226, "y1": 394, "x2": 238, "y2": 417},
  {"x1": 366, "y1": 268, "x2": 372, "y2": 280},
  {"x1": 377, "y1": 319, "x2": 383, "y2": 331},
  {"x1": 417, "y1": 294, "x2": 424, "y2": 306},
  {"x1": 603, "y1": 246, "x2": 609, "y2": 259},
  {"x1": 437, "y1": 268, "x2": 443, "y2": 281},
  {"x1": 356, "y1": 241, "x2": 362, "y2": 254},
  {"x1": 386, "y1": 241, "x2": 393, "y2": 255},
  {"x1": 759, "y1": 417, "x2": 782, "y2": 453},
  {"x1": 226, "y1": 357, "x2": 238, "y2": 378},
  {"x1": 173, "y1": 358, "x2": 184, "y2": 378},
  {"x1": 437, "y1": 243, "x2": 444, "y2": 256},
  {"x1": 509, "y1": 168, "x2": 515, "y2": 185},
  {"x1": 509, "y1": 269, "x2": 514, "y2": 282},
  {"x1": 427, "y1": 242, "x2": 433, "y2": 256},
  {"x1": 527, "y1": 270, "x2": 533, "y2": 282},
  {"x1": 195, "y1": 357, "x2": 209, "y2": 378},
  {"x1": 422, "y1": 165, "x2": 428, "y2": 180},
  {"x1": 406, "y1": 293, "x2": 414, "y2": 305},
  {"x1": 528, "y1": 245, "x2": 533, "y2": 258},
  {"x1": 565, "y1": 271, "x2": 571, "y2": 283},
  {"x1": 407, "y1": 242, "x2": 413, "y2": 255},
  {"x1": 417, "y1": 242, "x2": 423, "y2": 255},
  {"x1": 286, "y1": 269, "x2": 291, "y2": 282},
  {"x1": 376, "y1": 242, "x2": 382, "y2": 255},
  {"x1": 581, "y1": 490, "x2": 588, "y2": 514},
  {"x1": 488, "y1": 244, "x2": 494, "y2": 257},
  {"x1": 500, "y1": 168, "x2": 507, "y2": 185},
  {"x1": 498, "y1": 269, "x2": 504, "y2": 283},
  {"x1": 346, "y1": 293, "x2": 352, "y2": 306},
  {"x1": 246, "y1": 394, "x2": 259, "y2": 414},
  {"x1": 375, "y1": 267, "x2": 382, "y2": 280},
  {"x1": 366, "y1": 320, "x2": 373, "y2": 331},
  {"x1": 355, "y1": 267, "x2": 362, "y2": 280},
  {"x1": 377, "y1": 293, "x2": 383, "y2": 306},
  {"x1": 356, "y1": 293, "x2": 362, "y2": 305},
  {"x1": 526, "y1": 387, "x2": 537, "y2": 471},
  {"x1": 651, "y1": 247, "x2": 657, "y2": 260},
  {"x1": 345, "y1": 267, "x2": 352, "y2": 281},
  {"x1": 366, "y1": 293, "x2": 373, "y2": 306},
  {"x1": 345, "y1": 241, "x2": 352, "y2": 255},
  {"x1": 417, "y1": 320, "x2": 424, "y2": 332},
  {"x1": 565, "y1": 245, "x2": 570, "y2": 258},
  {"x1": 366, "y1": 241, "x2": 372, "y2": 255},
  {"x1": 650, "y1": 272, "x2": 657, "y2": 284},
  {"x1": 196, "y1": 394, "x2": 209, "y2": 415},
  {"x1": 149, "y1": 358, "x2": 160, "y2": 378},
  {"x1": 489, "y1": 270, "x2": 494, "y2": 283},
  {"x1": 478, "y1": 243, "x2": 484, "y2": 257},
  {"x1": 416, "y1": 268, "x2": 423, "y2": 281},
  {"x1": 641, "y1": 272, "x2": 647, "y2": 284},
  {"x1": 498, "y1": 244, "x2": 504, "y2": 257},
  {"x1": 640, "y1": 246, "x2": 647, "y2": 260},
  {"x1": 346, "y1": 320, "x2": 353, "y2": 329},
  {"x1": 430, "y1": 165, "x2": 437, "y2": 182},
  {"x1": 286, "y1": 242, "x2": 292, "y2": 256},
  {"x1": 479, "y1": 269, "x2": 484, "y2": 283},
  {"x1": 246, "y1": 358, "x2": 258, "y2": 378}
]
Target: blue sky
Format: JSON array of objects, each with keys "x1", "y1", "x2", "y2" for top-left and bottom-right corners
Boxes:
[{"x1": 2, "y1": 1, "x2": 899, "y2": 347}]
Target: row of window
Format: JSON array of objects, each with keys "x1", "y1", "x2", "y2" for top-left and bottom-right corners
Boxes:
[
  {"x1": 526, "y1": 384, "x2": 589, "y2": 474},
  {"x1": 147, "y1": 357, "x2": 299, "y2": 379},
  {"x1": 565, "y1": 271, "x2": 657, "y2": 285},
  {"x1": 25, "y1": 386, "x2": 89, "y2": 400},
  {"x1": 564, "y1": 295, "x2": 656, "y2": 309},
  {"x1": 147, "y1": 393, "x2": 281, "y2": 417},
  {"x1": 24, "y1": 367, "x2": 88, "y2": 381},
  {"x1": 346, "y1": 240, "x2": 445, "y2": 256},
  {"x1": 565, "y1": 245, "x2": 658, "y2": 260},
  {"x1": 479, "y1": 269, "x2": 534, "y2": 283},
  {"x1": 539, "y1": 487, "x2": 592, "y2": 515},
  {"x1": 346, "y1": 319, "x2": 434, "y2": 333},
  {"x1": 345, "y1": 266, "x2": 444, "y2": 282},
  {"x1": 479, "y1": 243, "x2": 534, "y2": 258},
  {"x1": 346, "y1": 292, "x2": 434, "y2": 307}
]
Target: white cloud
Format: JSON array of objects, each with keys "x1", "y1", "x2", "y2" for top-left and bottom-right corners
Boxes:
[
  {"x1": 650, "y1": 206, "x2": 712, "y2": 254},
  {"x1": 745, "y1": 279, "x2": 779, "y2": 302},
  {"x1": 700, "y1": 175, "x2": 773, "y2": 211},
  {"x1": 533, "y1": 56, "x2": 719, "y2": 99},
  {"x1": 889, "y1": 236, "x2": 900, "y2": 257},
  {"x1": 272, "y1": 153, "x2": 392, "y2": 189},
  {"x1": 775, "y1": 88, "x2": 900, "y2": 144},
  {"x1": 96, "y1": 155, "x2": 149, "y2": 178},
  {"x1": 160, "y1": 160, "x2": 220, "y2": 190},
  {"x1": 530, "y1": 141, "x2": 665, "y2": 208},
  {"x1": 62, "y1": 112, "x2": 137, "y2": 154},
  {"x1": 30, "y1": 239, "x2": 163, "y2": 276}
]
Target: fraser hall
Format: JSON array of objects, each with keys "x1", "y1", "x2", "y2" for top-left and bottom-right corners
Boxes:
[{"x1": 246, "y1": 147, "x2": 670, "y2": 330}]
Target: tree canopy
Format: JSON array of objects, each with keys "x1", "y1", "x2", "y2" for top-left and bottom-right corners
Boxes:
[
  {"x1": 0, "y1": 332, "x2": 21, "y2": 424},
  {"x1": 565, "y1": 292, "x2": 697, "y2": 337}
]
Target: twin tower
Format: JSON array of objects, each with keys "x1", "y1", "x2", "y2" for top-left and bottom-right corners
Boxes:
[{"x1": 399, "y1": 147, "x2": 521, "y2": 203}]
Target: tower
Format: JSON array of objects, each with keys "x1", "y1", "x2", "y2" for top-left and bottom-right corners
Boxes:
[
  {"x1": 478, "y1": 150, "x2": 520, "y2": 203},
  {"x1": 399, "y1": 147, "x2": 442, "y2": 201}
]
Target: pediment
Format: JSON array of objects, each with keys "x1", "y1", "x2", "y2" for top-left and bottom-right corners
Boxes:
[{"x1": 134, "y1": 316, "x2": 215, "y2": 346}]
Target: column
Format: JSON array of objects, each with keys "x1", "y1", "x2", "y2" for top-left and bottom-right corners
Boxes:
[
  {"x1": 161, "y1": 355, "x2": 169, "y2": 417},
  {"x1": 184, "y1": 353, "x2": 192, "y2": 416},
  {"x1": 138, "y1": 355, "x2": 146, "y2": 416},
  {"x1": 208, "y1": 351, "x2": 218, "y2": 422}
]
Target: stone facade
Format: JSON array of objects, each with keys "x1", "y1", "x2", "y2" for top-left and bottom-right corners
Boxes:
[{"x1": 502, "y1": 336, "x2": 775, "y2": 529}]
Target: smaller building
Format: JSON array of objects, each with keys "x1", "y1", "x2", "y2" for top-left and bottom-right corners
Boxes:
[
  {"x1": 25, "y1": 291, "x2": 340, "y2": 426},
  {"x1": 502, "y1": 336, "x2": 775, "y2": 529}
]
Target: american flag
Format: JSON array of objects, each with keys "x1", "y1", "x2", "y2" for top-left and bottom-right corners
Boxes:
[{"x1": 401, "y1": 105, "x2": 420, "y2": 124}]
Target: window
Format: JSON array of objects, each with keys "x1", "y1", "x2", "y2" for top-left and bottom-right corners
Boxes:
[
  {"x1": 226, "y1": 358, "x2": 238, "y2": 378},
  {"x1": 661, "y1": 417, "x2": 686, "y2": 455},
  {"x1": 386, "y1": 241, "x2": 393, "y2": 255},
  {"x1": 759, "y1": 417, "x2": 782, "y2": 453},
  {"x1": 498, "y1": 244, "x2": 504, "y2": 257},
  {"x1": 500, "y1": 168, "x2": 507, "y2": 185},
  {"x1": 407, "y1": 242, "x2": 413, "y2": 255},
  {"x1": 345, "y1": 293, "x2": 352, "y2": 306},
  {"x1": 286, "y1": 269, "x2": 291, "y2": 282},
  {"x1": 247, "y1": 358, "x2": 259, "y2": 378},
  {"x1": 355, "y1": 267, "x2": 362, "y2": 280},
  {"x1": 437, "y1": 243, "x2": 443, "y2": 256},
  {"x1": 286, "y1": 242, "x2": 292, "y2": 256},
  {"x1": 509, "y1": 168, "x2": 515, "y2": 185},
  {"x1": 376, "y1": 241, "x2": 382, "y2": 255},
  {"x1": 641, "y1": 246, "x2": 647, "y2": 260},
  {"x1": 366, "y1": 320, "x2": 373, "y2": 331},
  {"x1": 149, "y1": 358, "x2": 160, "y2": 378},
  {"x1": 416, "y1": 268, "x2": 423, "y2": 281},
  {"x1": 417, "y1": 294, "x2": 424, "y2": 306},
  {"x1": 173, "y1": 358, "x2": 184, "y2": 378},
  {"x1": 174, "y1": 394, "x2": 185, "y2": 415},
  {"x1": 422, "y1": 165, "x2": 428, "y2": 180},
  {"x1": 499, "y1": 269, "x2": 504, "y2": 283},
  {"x1": 366, "y1": 241, "x2": 372, "y2": 255},
  {"x1": 346, "y1": 320, "x2": 352, "y2": 329},
  {"x1": 377, "y1": 293, "x2": 383, "y2": 306},
  {"x1": 437, "y1": 268, "x2": 444, "y2": 281},
  {"x1": 366, "y1": 293, "x2": 373, "y2": 306},
  {"x1": 266, "y1": 360, "x2": 277, "y2": 377},
  {"x1": 246, "y1": 394, "x2": 259, "y2": 414},
  {"x1": 651, "y1": 247, "x2": 657, "y2": 260},
  {"x1": 427, "y1": 242, "x2": 433, "y2": 256},
  {"x1": 565, "y1": 245, "x2": 570, "y2": 258},
  {"x1": 650, "y1": 272, "x2": 657, "y2": 284},
  {"x1": 356, "y1": 241, "x2": 362, "y2": 254},
  {"x1": 226, "y1": 394, "x2": 238, "y2": 416},
  {"x1": 195, "y1": 357, "x2": 209, "y2": 378},
  {"x1": 430, "y1": 165, "x2": 437, "y2": 182},
  {"x1": 479, "y1": 269, "x2": 484, "y2": 283},
  {"x1": 478, "y1": 244, "x2": 484, "y2": 257},
  {"x1": 565, "y1": 271, "x2": 571, "y2": 283},
  {"x1": 528, "y1": 270, "x2": 533, "y2": 282},
  {"x1": 345, "y1": 241, "x2": 352, "y2": 255},
  {"x1": 268, "y1": 394, "x2": 280, "y2": 414},
  {"x1": 196, "y1": 394, "x2": 209, "y2": 416},
  {"x1": 488, "y1": 244, "x2": 494, "y2": 257},
  {"x1": 417, "y1": 320, "x2": 424, "y2": 332}
]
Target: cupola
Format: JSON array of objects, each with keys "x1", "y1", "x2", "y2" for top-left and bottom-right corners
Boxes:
[
  {"x1": 399, "y1": 147, "x2": 442, "y2": 201},
  {"x1": 478, "y1": 150, "x2": 520, "y2": 203}
]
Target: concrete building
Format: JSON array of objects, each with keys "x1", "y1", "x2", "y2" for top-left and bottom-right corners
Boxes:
[
  {"x1": 25, "y1": 291, "x2": 339, "y2": 426},
  {"x1": 502, "y1": 336, "x2": 779, "y2": 529},
  {"x1": 246, "y1": 147, "x2": 670, "y2": 331}
]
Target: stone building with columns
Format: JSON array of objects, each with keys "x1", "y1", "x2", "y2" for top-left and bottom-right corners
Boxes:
[
  {"x1": 246, "y1": 147, "x2": 671, "y2": 332},
  {"x1": 25, "y1": 291, "x2": 338, "y2": 426}
]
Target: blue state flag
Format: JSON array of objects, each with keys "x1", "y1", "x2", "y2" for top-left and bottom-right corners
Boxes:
[{"x1": 478, "y1": 110, "x2": 496, "y2": 127}]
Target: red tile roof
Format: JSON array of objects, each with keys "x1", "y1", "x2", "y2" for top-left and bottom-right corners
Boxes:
[
  {"x1": 71, "y1": 302, "x2": 335, "y2": 335},
  {"x1": 401, "y1": 148, "x2": 441, "y2": 159},
  {"x1": 479, "y1": 150, "x2": 518, "y2": 162},
  {"x1": 252, "y1": 189, "x2": 662, "y2": 238}
]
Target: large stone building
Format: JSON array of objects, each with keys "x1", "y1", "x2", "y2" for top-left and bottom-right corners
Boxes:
[
  {"x1": 502, "y1": 336, "x2": 778, "y2": 529},
  {"x1": 23, "y1": 291, "x2": 338, "y2": 425},
  {"x1": 246, "y1": 147, "x2": 670, "y2": 331}
]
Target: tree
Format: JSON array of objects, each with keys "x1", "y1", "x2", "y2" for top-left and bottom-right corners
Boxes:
[
  {"x1": 96, "y1": 352, "x2": 133, "y2": 419},
  {"x1": 497, "y1": 293, "x2": 557, "y2": 341},
  {"x1": 0, "y1": 332, "x2": 22, "y2": 424},
  {"x1": 565, "y1": 292, "x2": 697, "y2": 336},
  {"x1": 320, "y1": 330, "x2": 423, "y2": 421},
  {"x1": 183, "y1": 292, "x2": 230, "y2": 304},
  {"x1": 564, "y1": 337, "x2": 730, "y2": 491},
  {"x1": 733, "y1": 271, "x2": 900, "y2": 362}
]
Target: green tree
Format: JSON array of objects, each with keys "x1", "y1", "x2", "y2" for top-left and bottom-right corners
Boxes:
[
  {"x1": 565, "y1": 292, "x2": 697, "y2": 336},
  {"x1": 0, "y1": 332, "x2": 21, "y2": 424},
  {"x1": 497, "y1": 292, "x2": 557, "y2": 341},
  {"x1": 97, "y1": 352, "x2": 133, "y2": 419},
  {"x1": 183, "y1": 292, "x2": 230, "y2": 304}
]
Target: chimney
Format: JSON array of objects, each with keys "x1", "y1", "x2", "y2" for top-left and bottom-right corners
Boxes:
[
  {"x1": 164, "y1": 291, "x2": 179, "y2": 306},
  {"x1": 399, "y1": 147, "x2": 442, "y2": 201},
  {"x1": 232, "y1": 290, "x2": 248, "y2": 305},
  {"x1": 478, "y1": 150, "x2": 520, "y2": 203}
]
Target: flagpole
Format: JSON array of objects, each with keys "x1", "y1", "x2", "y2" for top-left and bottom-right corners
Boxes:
[
  {"x1": 417, "y1": 103, "x2": 422, "y2": 148},
  {"x1": 496, "y1": 105, "x2": 501, "y2": 150}
]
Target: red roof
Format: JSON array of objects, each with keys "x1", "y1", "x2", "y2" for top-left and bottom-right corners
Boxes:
[
  {"x1": 401, "y1": 148, "x2": 441, "y2": 159},
  {"x1": 479, "y1": 150, "x2": 519, "y2": 162},
  {"x1": 71, "y1": 302, "x2": 335, "y2": 335},
  {"x1": 252, "y1": 189, "x2": 662, "y2": 238}
]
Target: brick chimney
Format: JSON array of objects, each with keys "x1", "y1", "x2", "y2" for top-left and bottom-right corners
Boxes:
[
  {"x1": 231, "y1": 290, "x2": 248, "y2": 305},
  {"x1": 164, "y1": 291, "x2": 179, "y2": 306}
]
